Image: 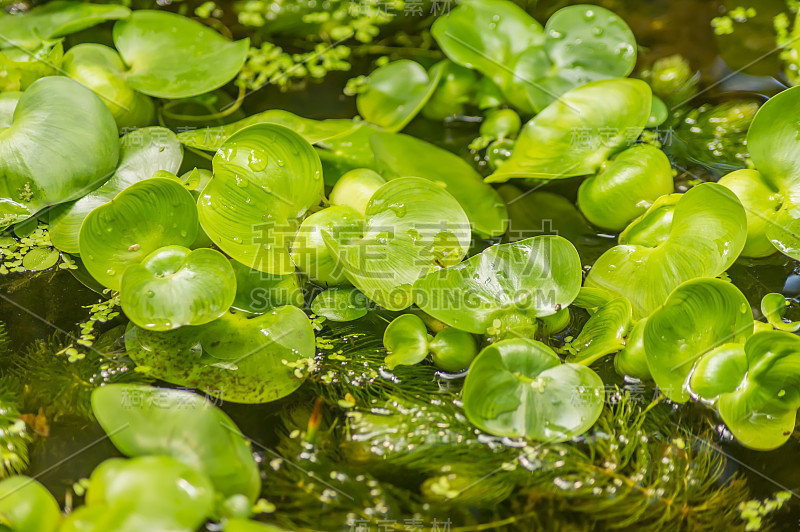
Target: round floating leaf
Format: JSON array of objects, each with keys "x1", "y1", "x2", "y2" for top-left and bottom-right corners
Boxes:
[
  {"x1": 324, "y1": 177, "x2": 471, "y2": 311},
  {"x1": 231, "y1": 259, "x2": 304, "y2": 314},
  {"x1": 92, "y1": 384, "x2": 261, "y2": 500},
  {"x1": 761, "y1": 292, "x2": 800, "y2": 332},
  {"x1": 567, "y1": 297, "x2": 632, "y2": 366},
  {"x1": 370, "y1": 131, "x2": 508, "y2": 236},
  {"x1": 291, "y1": 205, "x2": 363, "y2": 286},
  {"x1": 414, "y1": 235, "x2": 582, "y2": 334},
  {"x1": 63, "y1": 43, "x2": 156, "y2": 130},
  {"x1": 79, "y1": 177, "x2": 198, "y2": 290},
  {"x1": 648, "y1": 95, "x2": 668, "y2": 127},
  {"x1": 0, "y1": 476, "x2": 61, "y2": 532},
  {"x1": 121, "y1": 246, "x2": 236, "y2": 331},
  {"x1": 717, "y1": 169, "x2": 781, "y2": 258},
  {"x1": 51, "y1": 126, "x2": 182, "y2": 253},
  {"x1": 329, "y1": 168, "x2": 387, "y2": 216},
  {"x1": 0, "y1": 76, "x2": 119, "y2": 226},
  {"x1": 21, "y1": 246, "x2": 60, "y2": 271},
  {"x1": 113, "y1": 10, "x2": 249, "y2": 98},
  {"x1": 747, "y1": 85, "x2": 800, "y2": 193},
  {"x1": 462, "y1": 338, "x2": 604, "y2": 441},
  {"x1": 357, "y1": 60, "x2": 442, "y2": 132},
  {"x1": 125, "y1": 307, "x2": 314, "y2": 404},
  {"x1": 644, "y1": 278, "x2": 753, "y2": 403},
  {"x1": 429, "y1": 327, "x2": 478, "y2": 372},
  {"x1": 585, "y1": 183, "x2": 747, "y2": 319},
  {"x1": 487, "y1": 78, "x2": 651, "y2": 181},
  {"x1": 198, "y1": 124, "x2": 323, "y2": 274},
  {"x1": 383, "y1": 314, "x2": 430, "y2": 370},
  {"x1": 688, "y1": 343, "x2": 748, "y2": 399},
  {"x1": 0, "y1": 1, "x2": 131, "y2": 50},
  {"x1": 177, "y1": 110, "x2": 356, "y2": 152},
  {"x1": 311, "y1": 287, "x2": 369, "y2": 322},
  {"x1": 577, "y1": 144, "x2": 674, "y2": 231}
]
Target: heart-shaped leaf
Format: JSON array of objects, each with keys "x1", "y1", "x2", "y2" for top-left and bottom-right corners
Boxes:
[
  {"x1": 79, "y1": 177, "x2": 198, "y2": 290},
  {"x1": 311, "y1": 287, "x2": 369, "y2": 322},
  {"x1": 567, "y1": 297, "x2": 632, "y2": 366},
  {"x1": 125, "y1": 307, "x2": 314, "y2": 403},
  {"x1": 323, "y1": 177, "x2": 471, "y2": 311},
  {"x1": 92, "y1": 384, "x2": 261, "y2": 500},
  {"x1": 0, "y1": 76, "x2": 119, "y2": 227},
  {"x1": 462, "y1": 338, "x2": 604, "y2": 441},
  {"x1": 113, "y1": 10, "x2": 249, "y2": 98},
  {"x1": 120, "y1": 246, "x2": 236, "y2": 331},
  {"x1": 383, "y1": 314, "x2": 430, "y2": 370},
  {"x1": 413, "y1": 235, "x2": 582, "y2": 334},
  {"x1": 585, "y1": 183, "x2": 747, "y2": 319},
  {"x1": 50, "y1": 126, "x2": 182, "y2": 253},
  {"x1": 198, "y1": 124, "x2": 323, "y2": 274}
]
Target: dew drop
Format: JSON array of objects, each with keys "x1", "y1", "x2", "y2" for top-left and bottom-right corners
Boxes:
[
  {"x1": 592, "y1": 26, "x2": 604, "y2": 36},
  {"x1": 584, "y1": 9, "x2": 595, "y2": 20}
]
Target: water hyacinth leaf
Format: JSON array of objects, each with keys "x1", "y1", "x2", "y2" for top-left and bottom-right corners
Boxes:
[
  {"x1": 120, "y1": 246, "x2": 236, "y2": 331},
  {"x1": 688, "y1": 343, "x2": 748, "y2": 399},
  {"x1": 567, "y1": 297, "x2": 632, "y2": 366},
  {"x1": 231, "y1": 260, "x2": 304, "y2": 314},
  {"x1": 62, "y1": 43, "x2": 156, "y2": 130},
  {"x1": 717, "y1": 169, "x2": 781, "y2": 258},
  {"x1": 0, "y1": 1, "x2": 131, "y2": 50},
  {"x1": 328, "y1": 168, "x2": 387, "y2": 216},
  {"x1": 311, "y1": 287, "x2": 369, "y2": 322},
  {"x1": 0, "y1": 476, "x2": 61, "y2": 532},
  {"x1": 199, "y1": 124, "x2": 323, "y2": 274},
  {"x1": 291, "y1": 205, "x2": 363, "y2": 285},
  {"x1": 614, "y1": 317, "x2": 650, "y2": 380},
  {"x1": 126, "y1": 307, "x2": 313, "y2": 403},
  {"x1": 357, "y1": 60, "x2": 442, "y2": 132},
  {"x1": 0, "y1": 42, "x2": 63, "y2": 92},
  {"x1": 462, "y1": 338, "x2": 603, "y2": 441},
  {"x1": 0, "y1": 77, "x2": 119, "y2": 227},
  {"x1": 61, "y1": 456, "x2": 214, "y2": 532},
  {"x1": 577, "y1": 144, "x2": 674, "y2": 231},
  {"x1": 92, "y1": 384, "x2": 261, "y2": 500},
  {"x1": 718, "y1": 331, "x2": 800, "y2": 450},
  {"x1": 644, "y1": 278, "x2": 753, "y2": 403},
  {"x1": 422, "y1": 60, "x2": 478, "y2": 120},
  {"x1": 761, "y1": 292, "x2": 800, "y2": 332},
  {"x1": 176, "y1": 110, "x2": 356, "y2": 152},
  {"x1": 370, "y1": 131, "x2": 508, "y2": 236},
  {"x1": 488, "y1": 79, "x2": 651, "y2": 181},
  {"x1": 617, "y1": 193, "x2": 680, "y2": 247},
  {"x1": 429, "y1": 327, "x2": 478, "y2": 372},
  {"x1": 0, "y1": 91, "x2": 20, "y2": 128},
  {"x1": 585, "y1": 183, "x2": 747, "y2": 319},
  {"x1": 413, "y1": 235, "x2": 582, "y2": 334},
  {"x1": 315, "y1": 123, "x2": 382, "y2": 182},
  {"x1": 113, "y1": 10, "x2": 249, "y2": 99},
  {"x1": 79, "y1": 177, "x2": 198, "y2": 290},
  {"x1": 323, "y1": 177, "x2": 471, "y2": 311},
  {"x1": 50, "y1": 126, "x2": 183, "y2": 253},
  {"x1": 383, "y1": 314, "x2": 430, "y2": 369}
]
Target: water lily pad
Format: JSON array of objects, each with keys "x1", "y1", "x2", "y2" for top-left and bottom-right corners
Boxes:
[
  {"x1": 51, "y1": 126, "x2": 182, "y2": 253},
  {"x1": 462, "y1": 338, "x2": 604, "y2": 441},
  {"x1": 383, "y1": 314, "x2": 429, "y2": 370},
  {"x1": 113, "y1": 10, "x2": 249, "y2": 99},
  {"x1": 311, "y1": 287, "x2": 369, "y2": 322},
  {"x1": 0, "y1": 76, "x2": 119, "y2": 227},
  {"x1": 79, "y1": 177, "x2": 198, "y2": 290},
  {"x1": 121, "y1": 246, "x2": 236, "y2": 331},
  {"x1": 198, "y1": 124, "x2": 323, "y2": 275}
]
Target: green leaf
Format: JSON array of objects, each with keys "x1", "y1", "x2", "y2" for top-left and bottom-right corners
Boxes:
[
  {"x1": 383, "y1": 314, "x2": 429, "y2": 370},
  {"x1": 370, "y1": 131, "x2": 508, "y2": 236},
  {"x1": 462, "y1": 338, "x2": 604, "y2": 441},
  {"x1": 51, "y1": 126, "x2": 183, "y2": 253},
  {"x1": 198, "y1": 124, "x2": 323, "y2": 275},
  {"x1": 718, "y1": 331, "x2": 800, "y2": 450},
  {"x1": 176, "y1": 110, "x2": 357, "y2": 152},
  {"x1": 429, "y1": 327, "x2": 478, "y2": 372},
  {"x1": 323, "y1": 177, "x2": 471, "y2": 311},
  {"x1": 577, "y1": 144, "x2": 674, "y2": 231},
  {"x1": 0, "y1": 476, "x2": 61, "y2": 532},
  {"x1": 717, "y1": 169, "x2": 782, "y2": 258},
  {"x1": 617, "y1": 193, "x2": 680, "y2": 247},
  {"x1": 328, "y1": 168, "x2": 387, "y2": 216},
  {"x1": 613, "y1": 317, "x2": 650, "y2": 380},
  {"x1": 120, "y1": 246, "x2": 236, "y2": 331},
  {"x1": 688, "y1": 343, "x2": 748, "y2": 399},
  {"x1": 0, "y1": 91, "x2": 20, "y2": 128},
  {"x1": 92, "y1": 384, "x2": 261, "y2": 500},
  {"x1": 413, "y1": 235, "x2": 582, "y2": 334},
  {"x1": 79, "y1": 177, "x2": 198, "y2": 290},
  {"x1": 761, "y1": 292, "x2": 800, "y2": 332},
  {"x1": 62, "y1": 43, "x2": 156, "y2": 130},
  {"x1": 488, "y1": 79, "x2": 651, "y2": 181},
  {"x1": 643, "y1": 278, "x2": 753, "y2": 403},
  {"x1": 585, "y1": 183, "x2": 747, "y2": 319},
  {"x1": 567, "y1": 297, "x2": 632, "y2": 366},
  {"x1": 125, "y1": 307, "x2": 313, "y2": 404},
  {"x1": 357, "y1": 60, "x2": 441, "y2": 132},
  {"x1": 60, "y1": 456, "x2": 214, "y2": 532},
  {"x1": 0, "y1": 41, "x2": 63, "y2": 92},
  {"x1": 230, "y1": 259, "x2": 304, "y2": 314},
  {"x1": 21, "y1": 246, "x2": 60, "y2": 271},
  {"x1": 290, "y1": 205, "x2": 363, "y2": 285},
  {"x1": 0, "y1": 1, "x2": 131, "y2": 50},
  {"x1": 113, "y1": 10, "x2": 249, "y2": 99},
  {"x1": 0, "y1": 76, "x2": 119, "y2": 226},
  {"x1": 311, "y1": 287, "x2": 369, "y2": 322}
]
